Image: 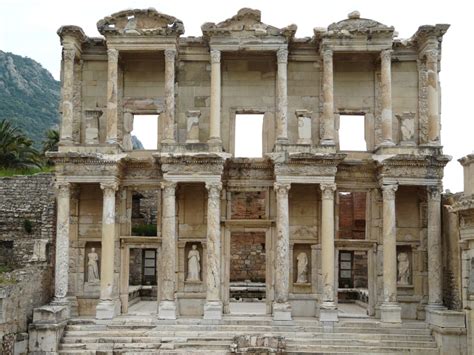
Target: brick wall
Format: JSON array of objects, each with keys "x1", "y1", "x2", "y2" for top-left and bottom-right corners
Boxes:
[
  {"x1": 338, "y1": 192, "x2": 366, "y2": 240},
  {"x1": 230, "y1": 232, "x2": 266, "y2": 282}
]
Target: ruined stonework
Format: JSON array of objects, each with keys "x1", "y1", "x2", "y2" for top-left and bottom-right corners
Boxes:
[{"x1": 23, "y1": 7, "x2": 469, "y2": 354}]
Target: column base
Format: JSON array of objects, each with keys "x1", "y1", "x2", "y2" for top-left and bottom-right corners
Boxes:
[
  {"x1": 425, "y1": 303, "x2": 446, "y2": 325},
  {"x1": 320, "y1": 139, "x2": 335, "y2": 146},
  {"x1": 272, "y1": 302, "x2": 292, "y2": 321},
  {"x1": 96, "y1": 299, "x2": 121, "y2": 320},
  {"x1": 320, "y1": 302, "x2": 338, "y2": 322},
  {"x1": 207, "y1": 138, "x2": 222, "y2": 152},
  {"x1": 379, "y1": 140, "x2": 396, "y2": 147},
  {"x1": 158, "y1": 300, "x2": 177, "y2": 320},
  {"x1": 380, "y1": 302, "x2": 401, "y2": 323},
  {"x1": 203, "y1": 301, "x2": 223, "y2": 320}
]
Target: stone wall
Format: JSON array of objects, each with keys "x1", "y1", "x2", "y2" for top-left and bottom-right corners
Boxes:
[
  {"x1": 230, "y1": 232, "x2": 266, "y2": 282},
  {"x1": 338, "y1": 192, "x2": 366, "y2": 239}
]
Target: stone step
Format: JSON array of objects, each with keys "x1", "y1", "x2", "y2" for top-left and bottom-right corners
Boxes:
[
  {"x1": 285, "y1": 345, "x2": 440, "y2": 354},
  {"x1": 58, "y1": 350, "x2": 228, "y2": 355},
  {"x1": 59, "y1": 341, "x2": 231, "y2": 351},
  {"x1": 286, "y1": 338, "x2": 437, "y2": 348}
]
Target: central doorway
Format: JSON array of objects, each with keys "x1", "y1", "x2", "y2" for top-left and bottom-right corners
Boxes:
[{"x1": 228, "y1": 231, "x2": 266, "y2": 315}]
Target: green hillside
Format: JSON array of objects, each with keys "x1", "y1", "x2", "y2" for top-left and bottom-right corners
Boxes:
[{"x1": 0, "y1": 50, "x2": 60, "y2": 145}]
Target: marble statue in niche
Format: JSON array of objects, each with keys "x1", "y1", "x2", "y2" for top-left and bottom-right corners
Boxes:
[
  {"x1": 87, "y1": 248, "x2": 100, "y2": 283},
  {"x1": 397, "y1": 252, "x2": 410, "y2": 285},
  {"x1": 187, "y1": 244, "x2": 201, "y2": 282},
  {"x1": 296, "y1": 252, "x2": 309, "y2": 283}
]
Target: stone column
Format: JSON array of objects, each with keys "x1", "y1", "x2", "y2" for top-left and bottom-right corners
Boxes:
[
  {"x1": 273, "y1": 182, "x2": 292, "y2": 320},
  {"x1": 106, "y1": 48, "x2": 119, "y2": 144},
  {"x1": 427, "y1": 185, "x2": 444, "y2": 309},
  {"x1": 158, "y1": 181, "x2": 178, "y2": 319},
  {"x1": 60, "y1": 48, "x2": 75, "y2": 144},
  {"x1": 320, "y1": 183, "x2": 338, "y2": 322},
  {"x1": 204, "y1": 182, "x2": 223, "y2": 319},
  {"x1": 380, "y1": 184, "x2": 401, "y2": 323},
  {"x1": 163, "y1": 49, "x2": 176, "y2": 144},
  {"x1": 96, "y1": 182, "x2": 120, "y2": 319},
  {"x1": 276, "y1": 48, "x2": 288, "y2": 144},
  {"x1": 426, "y1": 49, "x2": 440, "y2": 144},
  {"x1": 208, "y1": 49, "x2": 222, "y2": 146},
  {"x1": 321, "y1": 49, "x2": 335, "y2": 145},
  {"x1": 380, "y1": 49, "x2": 394, "y2": 146},
  {"x1": 54, "y1": 182, "x2": 70, "y2": 301}
]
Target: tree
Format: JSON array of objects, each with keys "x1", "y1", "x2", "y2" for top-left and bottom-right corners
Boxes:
[
  {"x1": 0, "y1": 119, "x2": 41, "y2": 169},
  {"x1": 42, "y1": 129, "x2": 59, "y2": 154}
]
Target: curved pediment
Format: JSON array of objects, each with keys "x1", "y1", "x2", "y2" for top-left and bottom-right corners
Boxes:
[
  {"x1": 202, "y1": 8, "x2": 297, "y2": 41},
  {"x1": 327, "y1": 11, "x2": 394, "y2": 34},
  {"x1": 97, "y1": 8, "x2": 184, "y2": 37}
]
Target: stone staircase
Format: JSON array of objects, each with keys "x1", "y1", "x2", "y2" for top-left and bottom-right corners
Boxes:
[{"x1": 58, "y1": 316, "x2": 439, "y2": 354}]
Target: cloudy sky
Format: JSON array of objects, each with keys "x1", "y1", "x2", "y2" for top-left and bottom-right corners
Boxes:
[{"x1": 1, "y1": 0, "x2": 471, "y2": 192}]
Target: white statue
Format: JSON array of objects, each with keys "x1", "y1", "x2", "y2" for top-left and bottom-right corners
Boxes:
[
  {"x1": 397, "y1": 252, "x2": 410, "y2": 285},
  {"x1": 87, "y1": 248, "x2": 100, "y2": 283},
  {"x1": 187, "y1": 245, "x2": 201, "y2": 282},
  {"x1": 296, "y1": 252, "x2": 309, "y2": 283}
]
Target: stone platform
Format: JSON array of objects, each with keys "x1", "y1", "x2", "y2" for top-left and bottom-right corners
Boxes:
[{"x1": 58, "y1": 315, "x2": 439, "y2": 354}]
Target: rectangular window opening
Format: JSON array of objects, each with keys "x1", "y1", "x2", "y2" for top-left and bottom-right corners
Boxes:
[
  {"x1": 235, "y1": 114, "x2": 263, "y2": 158},
  {"x1": 131, "y1": 114, "x2": 159, "y2": 150},
  {"x1": 339, "y1": 115, "x2": 366, "y2": 151}
]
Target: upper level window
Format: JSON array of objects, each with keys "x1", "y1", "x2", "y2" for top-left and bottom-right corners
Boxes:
[
  {"x1": 131, "y1": 114, "x2": 158, "y2": 150},
  {"x1": 234, "y1": 114, "x2": 263, "y2": 158},
  {"x1": 339, "y1": 115, "x2": 366, "y2": 151}
]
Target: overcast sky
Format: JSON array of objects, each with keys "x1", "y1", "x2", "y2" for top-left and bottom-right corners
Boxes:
[{"x1": 1, "y1": 0, "x2": 471, "y2": 192}]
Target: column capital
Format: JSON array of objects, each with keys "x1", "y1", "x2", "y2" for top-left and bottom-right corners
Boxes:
[
  {"x1": 380, "y1": 49, "x2": 393, "y2": 62},
  {"x1": 63, "y1": 48, "x2": 76, "y2": 62},
  {"x1": 107, "y1": 48, "x2": 119, "y2": 62},
  {"x1": 382, "y1": 184, "x2": 398, "y2": 200},
  {"x1": 100, "y1": 181, "x2": 119, "y2": 192},
  {"x1": 277, "y1": 48, "x2": 288, "y2": 64},
  {"x1": 210, "y1": 49, "x2": 221, "y2": 64},
  {"x1": 161, "y1": 180, "x2": 177, "y2": 194},
  {"x1": 427, "y1": 185, "x2": 442, "y2": 201},
  {"x1": 55, "y1": 182, "x2": 70, "y2": 197},
  {"x1": 164, "y1": 49, "x2": 176, "y2": 62},
  {"x1": 205, "y1": 181, "x2": 222, "y2": 193},
  {"x1": 320, "y1": 183, "x2": 336, "y2": 200},
  {"x1": 425, "y1": 48, "x2": 439, "y2": 64},
  {"x1": 322, "y1": 48, "x2": 333, "y2": 61},
  {"x1": 274, "y1": 182, "x2": 291, "y2": 195}
]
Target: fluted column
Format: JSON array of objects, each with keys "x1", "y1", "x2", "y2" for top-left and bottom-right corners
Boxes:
[
  {"x1": 273, "y1": 182, "x2": 292, "y2": 320},
  {"x1": 54, "y1": 182, "x2": 70, "y2": 301},
  {"x1": 106, "y1": 48, "x2": 119, "y2": 144},
  {"x1": 96, "y1": 182, "x2": 120, "y2": 319},
  {"x1": 276, "y1": 48, "x2": 288, "y2": 143},
  {"x1": 204, "y1": 182, "x2": 223, "y2": 319},
  {"x1": 426, "y1": 49, "x2": 440, "y2": 144},
  {"x1": 380, "y1": 184, "x2": 401, "y2": 323},
  {"x1": 163, "y1": 49, "x2": 176, "y2": 144},
  {"x1": 60, "y1": 48, "x2": 75, "y2": 144},
  {"x1": 380, "y1": 50, "x2": 394, "y2": 146},
  {"x1": 209, "y1": 49, "x2": 222, "y2": 146},
  {"x1": 320, "y1": 183, "x2": 338, "y2": 322},
  {"x1": 427, "y1": 185, "x2": 444, "y2": 308},
  {"x1": 158, "y1": 181, "x2": 178, "y2": 319},
  {"x1": 321, "y1": 49, "x2": 335, "y2": 145}
]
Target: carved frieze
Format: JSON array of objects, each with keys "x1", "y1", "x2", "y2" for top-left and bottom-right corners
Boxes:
[
  {"x1": 157, "y1": 154, "x2": 226, "y2": 177},
  {"x1": 376, "y1": 155, "x2": 450, "y2": 182}
]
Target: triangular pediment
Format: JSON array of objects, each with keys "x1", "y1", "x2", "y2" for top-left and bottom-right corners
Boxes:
[
  {"x1": 202, "y1": 8, "x2": 296, "y2": 40},
  {"x1": 97, "y1": 8, "x2": 184, "y2": 37}
]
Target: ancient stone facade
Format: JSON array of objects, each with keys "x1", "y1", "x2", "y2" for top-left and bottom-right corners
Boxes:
[{"x1": 25, "y1": 7, "x2": 469, "y2": 354}]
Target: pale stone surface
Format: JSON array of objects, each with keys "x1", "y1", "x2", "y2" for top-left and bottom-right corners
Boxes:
[
  {"x1": 427, "y1": 185, "x2": 443, "y2": 307},
  {"x1": 187, "y1": 244, "x2": 201, "y2": 282},
  {"x1": 296, "y1": 110, "x2": 312, "y2": 145},
  {"x1": 84, "y1": 110, "x2": 101, "y2": 145},
  {"x1": 186, "y1": 110, "x2": 200, "y2": 143},
  {"x1": 87, "y1": 248, "x2": 100, "y2": 283},
  {"x1": 276, "y1": 48, "x2": 288, "y2": 143},
  {"x1": 296, "y1": 252, "x2": 308, "y2": 284},
  {"x1": 54, "y1": 182, "x2": 70, "y2": 300},
  {"x1": 320, "y1": 49, "x2": 335, "y2": 145},
  {"x1": 380, "y1": 49, "x2": 394, "y2": 146},
  {"x1": 209, "y1": 49, "x2": 221, "y2": 146},
  {"x1": 426, "y1": 49, "x2": 440, "y2": 144},
  {"x1": 122, "y1": 112, "x2": 134, "y2": 151},
  {"x1": 163, "y1": 49, "x2": 176, "y2": 144},
  {"x1": 397, "y1": 252, "x2": 410, "y2": 285},
  {"x1": 59, "y1": 48, "x2": 75, "y2": 144},
  {"x1": 106, "y1": 49, "x2": 118, "y2": 144}
]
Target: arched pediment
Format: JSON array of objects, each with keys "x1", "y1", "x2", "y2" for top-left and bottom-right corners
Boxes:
[
  {"x1": 327, "y1": 11, "x2": 394, "y2": 34},
  {"x1": 97, "y1": 8, "x2": 184, "y2": 37}
]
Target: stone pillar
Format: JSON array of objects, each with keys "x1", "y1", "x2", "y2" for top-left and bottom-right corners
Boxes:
[
  {"x1": 321, "y1": 49, "x2": 335, "y2": 145},
  {"x1": 276, "y1": 48, "x2": 288, "y2": 144},
  {"x1": 209, "y1": 49, "x2": 222, "y2": 146},
  {"x1": 106, "y1": 48, "x2": 119, "y2": 144},
  {"x1": 54, "y1": 182, "x2": 70, "y2": 301},
  {"x1": 380, "y1": 49, "x2": 394, "y2": 146},
  {"x1": 427, "y1": 185, "x2": 444, "y2": 309},
  {"x1": 273, "y1": 182, "x2": 292, "y2": 320},
  {"x1": 380, "y1": 184, "x2": 401, "y2": 323},
  {"x1": 163, "y1": 49, "x2": 176, "y2": 144},
  {"x1": 186, "y1": 110, "x2": 201, "y2": 143},
  {"x1": 204, "y1": 182, "x2": 223, "y2": 319},
  {"x1": 320, "y1": 183, "x2": 338, "y2": 322},
  {"x1": 426, "y1": 49, "x2": 440, "y2": 144},
  {"x1": 60, "y1": 48, "x2": 75, "y2": 144},
  {"x1": 158, "y1": 181, "x2": 178, "y2": 319},
  {"x1": 96, "y1": 182, "x2": 120, "y2": 319}
]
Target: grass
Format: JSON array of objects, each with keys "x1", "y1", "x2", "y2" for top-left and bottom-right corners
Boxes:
[
  {"x1": 0, "y1": 165, "x2": 54, "y2": 177},
  {"x1": 0, "y1": 265, "x2": 16, "y2": 285}
]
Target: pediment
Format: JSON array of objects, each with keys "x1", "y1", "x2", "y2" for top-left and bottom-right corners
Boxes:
[
  {"x1": 97, "y1": 8, "x2": 184, "y2": 37},
  {"x1": 327, "y1": 11, "x2": 394, "y2": 34},
  {"x1": 202, "y1": 8, "x2": 296, "y2": 41}
]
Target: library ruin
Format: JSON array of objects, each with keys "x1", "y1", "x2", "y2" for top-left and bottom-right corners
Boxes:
[{"x1": 2, "y1": 7, "x2": 472, "y2": 354}]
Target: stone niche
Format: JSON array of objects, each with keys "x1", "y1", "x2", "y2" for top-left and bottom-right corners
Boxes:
[
  {"x1": 84, "y1": 241, "x2": 101, "y2": 291},
  {"x1": 184, "y1": 242, "x2": 204, "y2": 287},
  {"x1": 396, "y1": 245, "x2": 413, "y2": 292},
  {"x1": 292, "y1": 243, "x2": 312, "y2": 293}
]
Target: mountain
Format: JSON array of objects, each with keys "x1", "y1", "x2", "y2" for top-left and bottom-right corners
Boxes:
[{"x1": 0, "y1": 50, "x2": 60, "y2": 146}]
